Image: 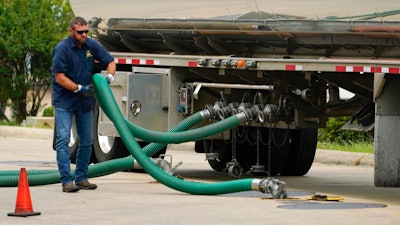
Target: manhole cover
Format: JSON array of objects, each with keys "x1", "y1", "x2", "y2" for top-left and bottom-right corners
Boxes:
[
  {"x1": 219, "y1": 190, "x2": 314, "y2": 198},
  {"x1": 278, "y1": 202, "x2": 387, "y2": 209}
]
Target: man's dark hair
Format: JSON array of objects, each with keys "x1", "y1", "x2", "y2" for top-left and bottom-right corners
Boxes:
[{"x1": 69, "y1": 16, "x2": 87, "y2": 28}]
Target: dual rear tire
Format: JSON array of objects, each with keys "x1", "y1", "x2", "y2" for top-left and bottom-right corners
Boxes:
[{"x1": 197, "y1": 128, "x2": 317, "y2": 176}]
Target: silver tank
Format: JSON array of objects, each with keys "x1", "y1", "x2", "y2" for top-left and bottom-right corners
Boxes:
[
  {"x1": 70, "y1": 0, "x2": 400, "y2": 21},
  {"x1": 69, "y1": 1, "x2": 400, "y2": 58}
]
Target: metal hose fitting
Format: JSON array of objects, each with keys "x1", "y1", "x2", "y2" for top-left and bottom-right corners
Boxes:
[{"x1": 252, "y1": 177, "x2": 288, "y2": 199}]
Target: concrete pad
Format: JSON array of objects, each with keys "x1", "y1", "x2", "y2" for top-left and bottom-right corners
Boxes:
[{"x1": 0, "y1": 136, "x2": 399, "y2": 225}]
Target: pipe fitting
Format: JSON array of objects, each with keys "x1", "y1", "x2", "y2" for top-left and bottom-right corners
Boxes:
[
  {"x1": 235, "y1": 111, "x2": 249, "y2": 123},
  {"x1": 217, "y1": 106, "x2": 231, "y2": 120},
  {"x1": 238, "y1": 102, "x2": 251, "y2": 112},
  {"x1": 135, "y1": 156, "x2": 183, "y2": 175},
  {"x1": 216, "y1": 102, "x2": 239, "y2": 120},
  {"x1": 228, "y1": 102, "x2": 239, "y2": 114},
  {"x1": 256, "y1": 177, "x2": 288, "y2": 199},
  {"x1": 301, "y1": 89, "x2": 313, "y2": 101},
  {"x1": 235, "y1": 110, "x2": 253, "y2": 122},
  {"x1": 236, "y1": 102, "x2": 253, "y2": 121},
  {"x1": 227, "y1": 164, "x2": 243, "y2": 178},
  {"x1": 259, "y1": 104, "x2": 279, "y2": 123},
  {"x1": 205, "y1": 102, "x2": 225, "y2": 119},
  {"x1": 199, "y1": 109, "x2": 212, "y2": 121},
  {"x1": 251, "y1": 104, "x2": 264, "y2": 122}
]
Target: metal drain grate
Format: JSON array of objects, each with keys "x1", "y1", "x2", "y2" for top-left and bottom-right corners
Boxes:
[{"x1": 278, "y1": 202, "x2": 387, "y2": 210}]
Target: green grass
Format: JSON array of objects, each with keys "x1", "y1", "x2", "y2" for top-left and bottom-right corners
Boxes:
[
  {"x1": 317, "y1": 141, "x2": 374, "y2": 154},
  {"x1": 0, "y1": 120, "x2": 19, "y2": 126}
]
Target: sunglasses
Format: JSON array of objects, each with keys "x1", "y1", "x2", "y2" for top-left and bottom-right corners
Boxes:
[{"x1": 75, "y1": 30, "x2": 89, "y2": 35}]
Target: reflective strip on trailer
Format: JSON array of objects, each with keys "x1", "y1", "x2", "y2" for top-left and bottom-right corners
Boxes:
[
  {"x1": 188, "y1": 61, "x2": 198, "y2": 67},
  {"x1": 335, "y1": 65, "x2": 400, "y2": 74},
  {"x1": 285, "y1": 64, "x2": 303, "y2": 71},
  {"x1": 113, "y1": 56, "x2": 400, "y2": 74},
  {"x1": 283, "y1": 64, "x2": 400, "y2": 74},
  {"x1": 115, "y1": 58, "x2": 160, "y2": 65}
]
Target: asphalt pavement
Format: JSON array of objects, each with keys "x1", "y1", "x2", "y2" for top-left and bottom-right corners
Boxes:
[{"x1": 2, "y1": 125, "x2": 400, "y2": 225}]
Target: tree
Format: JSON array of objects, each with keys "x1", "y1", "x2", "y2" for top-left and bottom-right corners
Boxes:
[{"x1": 0, "y1": 0, "x2": 74, "y2": 122}]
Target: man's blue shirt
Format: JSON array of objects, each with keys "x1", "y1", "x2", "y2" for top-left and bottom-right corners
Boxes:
[{"x1": 51, "y1": 36, "x2": 114, "y2": 111}]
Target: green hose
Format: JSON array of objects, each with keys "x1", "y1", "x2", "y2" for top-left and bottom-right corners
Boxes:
[
  {"x1": 93, "y1": 73, "x2": 261, "y2": 194},
  {"x1": 0, "y1": 106, "x2": 206, "y2": 186},
  {"x1": 0, "y1": 73, "x2": 273, "y2": 197},
  {"x1": 125, "y1": 115, "x2": 240, "y2": 143}
]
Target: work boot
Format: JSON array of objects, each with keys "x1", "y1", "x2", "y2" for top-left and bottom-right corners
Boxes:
[
  {"x1": 62, "y1": 182, "x2": 80, "y2": 193},
  {"x1": 76, "y1": 180, "x2": 97, "y2": 190}
]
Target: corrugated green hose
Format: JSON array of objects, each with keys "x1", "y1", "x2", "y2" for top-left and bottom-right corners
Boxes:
[
  {"x1": 93, "y1": 73, "x2": 260, "y2": 194},
  {"x1": 0, "y1": 73, "x2": 263, "y2": 196},
  {"x1": 0, "y1": 108, "x2": 206, "y2": 186},
  {"x1": 125, "y1": 113, "x2": 240, "y2": 143}
]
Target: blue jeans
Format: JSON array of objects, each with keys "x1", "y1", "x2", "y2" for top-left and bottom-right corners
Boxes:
[{"x1": 55, "y1": 107, "x2": 93, "y2": 186}]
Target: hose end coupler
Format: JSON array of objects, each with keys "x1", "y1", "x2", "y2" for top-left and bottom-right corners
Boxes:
[
  {"x1": 199, "y1": 109, "x2": 212, "y2": 121},
  {"x1": 252, "y1": 178, "x2": 288, "y2": 199}
]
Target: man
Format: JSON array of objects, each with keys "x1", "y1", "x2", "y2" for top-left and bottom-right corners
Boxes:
[{"x1": 51, "y1": 16, "x2": 116, "y2": 192}]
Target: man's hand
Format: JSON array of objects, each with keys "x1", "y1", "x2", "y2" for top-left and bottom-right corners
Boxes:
[
  {"x1": 74, "y1": 84, "x2": 94, "y2": 96},
  {"x1": 106, "y1": 74, "x2": 114, "y2": 84}
]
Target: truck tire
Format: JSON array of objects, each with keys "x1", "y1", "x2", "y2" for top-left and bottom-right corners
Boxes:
[
  {"x1": 282, "y1": 128, "x2": 317, "y2": 176},
  {"x1": 237, "y1": 127, "x2": 291, "y2": 175},
  {"x1": 92, "y1": 103, "x2": 167, "y2": 163},
  {"x1": 52, "y1": 115, "x2": 79, "y2": 164},
  {"x1": 92, "y1": 103, "x2": 130, "y2": 162},
  {"x1": 202, "y1": 140, "x2": 232, "y2": 171}
]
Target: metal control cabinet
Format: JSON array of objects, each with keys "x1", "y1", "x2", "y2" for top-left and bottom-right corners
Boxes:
[{"x1": 127, "y1": 72, "x2": 169, "y2": 132}]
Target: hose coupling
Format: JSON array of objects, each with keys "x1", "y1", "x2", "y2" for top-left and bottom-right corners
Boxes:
[
  {"x1": 253, "y1": 177, "x2": 288, "y2": 199},
  {"x1": 258, "y1": 104, "x2": 279, "y2": 123},
  {"x1": 217, "y1": 106, "x2": 232, "y2": 120},
  {"x1": 205, "y1": 102, "x2": 225, "y2": 119},
  {"x1": 216, "y1": 102, "x2": 239, "y2": 120},
  {"x1": 199, "y1": 109, "x2": 212, "y2": 121},
  {"x1": 135, "y1": 156, "x2": 183, "y2": 175},
  {"x1": 235, "y1": 110, "x2": 253, "y2": 123},
  {"x1": 251, "y1": 104, "x2": 264, "y2": 122},
  {"x1": 237, "y1": 102, "x2": 251, "y2": 112},
  {"x1": 237, "y1": 103, "x2": 254, "y2": 121}
]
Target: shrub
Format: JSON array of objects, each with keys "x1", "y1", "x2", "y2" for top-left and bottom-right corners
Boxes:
[
  {"x1": 42, "y1": 106, "x2": 54, "y2": 117},
  {"x1": 318, "y1": 116, "x2": 373, "y2": 144}
]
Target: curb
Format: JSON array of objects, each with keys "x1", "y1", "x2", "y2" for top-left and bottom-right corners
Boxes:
[
  {"x1": 0, "y1": 126, "x2": 53, "y2": 140},
  {"x1": 314, "y1": 149, "x2": 373, "y2": 167}
]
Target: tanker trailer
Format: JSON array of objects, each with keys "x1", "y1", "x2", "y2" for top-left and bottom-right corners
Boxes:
[{"x1": 67, "y1": 0, "x2": 400, "y2": 186}]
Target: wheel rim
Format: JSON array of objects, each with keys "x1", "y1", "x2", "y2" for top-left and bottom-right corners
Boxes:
[
  {"x1": 69, "y1": 117, "x2": 78, "y2": 148},
  {"x1": 97, "y1": 133, "x2": 115, "y2": 154}
]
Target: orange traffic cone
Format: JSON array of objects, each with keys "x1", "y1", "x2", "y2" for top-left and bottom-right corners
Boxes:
[{"x1": 8, "y1": 168, "x2": 41, "y2": 217}]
